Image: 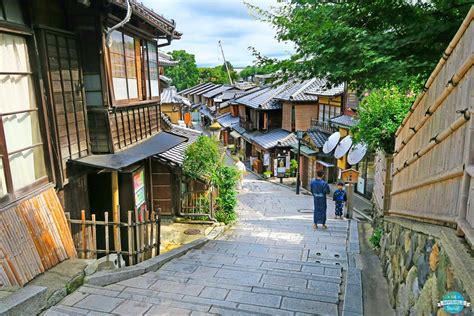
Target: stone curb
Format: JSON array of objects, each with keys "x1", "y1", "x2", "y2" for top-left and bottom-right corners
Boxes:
[
  {"x1": 84, "y1": 223, "x2": 228, "y2": 287},
  {"x1": 0, "y1": 285, "x2": 47, "y2": 315},
  {"x1": 342, "y1": 220, "x2": 363, "y2": 316}
]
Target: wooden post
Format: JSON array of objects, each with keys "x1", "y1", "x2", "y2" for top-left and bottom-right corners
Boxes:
[
  {"x1": 91, "y1": 214, "x2": 97, "y2": 259},
  {"x1": 105, "y1": 211, "x2": 109, "y2": 262},
  {"x1": 150, "y1": 210, "x2": 155, "y2": 257},
  {"x1": 145, "y1": 210, "x2": 151, "y2": 259},
  {"x1": 112, "y1": 171, "x2": 120, "y2": 256},
  {"x1": 65, "y1": 212, "x2": 72, "y2": 236},
  {"x1": 134, "y1": 209, "x2": 141, "y2": 263},
  {"x1": 81, "y1": 210, "x2": 86, "y2": 259},
  {"x1": 127, "y1": 211, "x2": 134, "y2": 266},
  {"x1": 156, "y1": 209, "x2": 161, "y2": 256},
  {"x1": 346, "y1": 183, "x2": 354, "y2": 219}
]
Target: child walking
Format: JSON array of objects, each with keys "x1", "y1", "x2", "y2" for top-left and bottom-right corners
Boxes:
[{"x1": 333, "y1": 182, "x2": 347, "y2": 219}]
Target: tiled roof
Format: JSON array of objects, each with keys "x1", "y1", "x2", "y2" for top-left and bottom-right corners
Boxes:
[
  {"x1": 307, "y1": 130, "x2": 329, "y2": 148},
  {"x1": 329, "y1": 114, "x2": 357, "y2": 128},
  {"x1": 178, "y1": 82, "x2": 210, "y2": 95},
  {"x1": 278, "y1": 133, "x2": 298, "y2": 147},
  {"x1": 216, "y1": 113, "x2": 239, "y2": 129},
  {"x1": 161, "y1": 86, "x2": 182, "y2": 104},
  {"x1": 160, "y1": 112, "x2": 173, "y2": 129},
  {"x1": 159, "y1": 75, "x2": 172, "y2": 84},
  {"x1": 275, "y1": 78, "x2": 320, "y2": 102},
  {"x1": 234, "y1": 83, "x2": 296, "y2": 110},
  {"x1": 159, "y1": 51, "x2": 178, "y2": 67},
  {"x1": 202, "y1": 85, "x2": 233, "y2": 99},
  {"x1": 110, "y1": 0, "x2": 181, "y2": 38},
  {"x1": 199, "y1": 106, "x2": 215, "y2": 120},
  {"x1": 156, "y1": 126, "x2": 202, "y2": 166},
  {"x1": 306, "y1": 80, "x2": 345, "y2": 97},
  {"x1": 195, "y1": 84, "x2": 221, "y2": 96},
  {"x1": 239, "y1": 126, "x2": 296, "y2": 149}
]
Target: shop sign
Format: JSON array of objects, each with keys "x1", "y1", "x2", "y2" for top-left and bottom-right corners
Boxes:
[
  {"x1": 357, "y1": 176, "x2": 365, "y2": 194},
  {"x1": 276, "y1": 156, "x2": 287, "y2": 177},
  {"x1": 133, "y1": 168, "x2": 146, "y2": 209}
]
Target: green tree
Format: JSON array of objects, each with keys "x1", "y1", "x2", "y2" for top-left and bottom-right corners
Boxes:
[
  {"x1": 239, "y1": 64, "x2": 275, "y2": 80},
  {"x1": 166, "y1": 50, "x2": 199, "y2": 91},
  {"x1": 198, "y1": 65, "x2": 237, "y2": 84},
  {"x1": 183, "y1": 135, "x2": 239, "y2": 224},
  {"x1": 248, "y1": 0, "x2": 472, "y2": 91},
  {"x1": 352, "y1": 85, "x2": 419, "y2": 154},
  {"x1": 183, "y1": 135, "x2": 220, "y2": 181}
]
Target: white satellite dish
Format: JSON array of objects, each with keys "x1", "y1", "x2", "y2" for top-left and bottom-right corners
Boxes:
[
  {"x1": 347, "y1": 142, "x2": 368, "y2": 165},
  {"x1": 323, "y1": 132, "x2": 340, "y2": 154},
  {"x1": 334, "y1": 136, "x2": 353, "y2": 159}
]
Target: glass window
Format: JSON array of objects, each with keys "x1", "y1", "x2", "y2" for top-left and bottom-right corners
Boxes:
[
  {"x1": 108, "y1": 31, "x2": 160, "y2": 104},
  {"x1": 0, "y1": 32, "x2": 47, "y2": 195}
]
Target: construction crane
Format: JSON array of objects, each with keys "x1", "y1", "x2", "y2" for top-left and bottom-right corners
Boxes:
[{"x1": 218, "y1": 40, "x2": 233, "y2": 85}]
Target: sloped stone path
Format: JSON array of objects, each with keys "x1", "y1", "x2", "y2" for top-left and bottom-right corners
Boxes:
[{"x1": 46, "y1": 176, "x2": 357, "y2": 315}]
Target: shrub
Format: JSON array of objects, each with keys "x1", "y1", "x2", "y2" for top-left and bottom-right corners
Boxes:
[
  {"x1": 370, "y1": 227, "x2": 384, "y2": 248},
  {"x1": 212, "y1": 165, "x2": 239, "y2": 224},
  {"x1": 183, "y1": 135, "x2": 220, "y2": 181}
]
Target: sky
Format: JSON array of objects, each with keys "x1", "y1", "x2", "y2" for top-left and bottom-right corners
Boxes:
[{"x1": 142, "y1": 0, "x2": 294, "y2": 68}]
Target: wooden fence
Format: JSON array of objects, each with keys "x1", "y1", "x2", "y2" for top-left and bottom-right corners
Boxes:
[
  {"x1": 180, "y1": 188, "x2": 217, "y2": 221},
  {"x1": 66, "y1": 209, "x2": 160, "y2": 266},
  {"x1": 390, "y1": 8, "x2": 474, "y2": 245}
]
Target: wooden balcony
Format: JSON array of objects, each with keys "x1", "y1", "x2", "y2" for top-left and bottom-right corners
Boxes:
[{"x1": 310, "y1": 119, "x2": 337, "y2": 134}]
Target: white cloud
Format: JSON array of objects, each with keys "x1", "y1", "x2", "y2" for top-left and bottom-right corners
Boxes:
[{"x1": 141, "y1": 0, "x2": 294, "y2": 67}]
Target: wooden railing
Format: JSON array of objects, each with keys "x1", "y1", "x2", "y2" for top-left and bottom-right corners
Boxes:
[
  {"x1": 310, "y1": 119, "x2": 337, "y2": 134},
  {"x1": 180, "y1": 188, "x2": 217, "y2": 221},
  {"x1": 66, "y1": 208, "x2": 160, "y2": 267}
]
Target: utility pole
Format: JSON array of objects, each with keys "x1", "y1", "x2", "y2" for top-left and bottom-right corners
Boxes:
[{"x1": 218, "y1": 40, "x2": 233, "y2": 85}]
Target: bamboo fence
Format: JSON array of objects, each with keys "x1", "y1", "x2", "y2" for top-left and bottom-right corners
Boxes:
[
  {"x1": 67, "y1": 208, "x2": 160, "y2": 266},
  {"x1": 390, "y1": 8, "x2": 474, "y2": 245},
  {"x1": 0, "y1": 187, "x2": 76, "y2": 287}
]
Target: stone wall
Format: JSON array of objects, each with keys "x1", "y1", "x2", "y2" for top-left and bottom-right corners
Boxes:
[{"x1": 379, "y1": 217, "x2": 473, "y2": 315}]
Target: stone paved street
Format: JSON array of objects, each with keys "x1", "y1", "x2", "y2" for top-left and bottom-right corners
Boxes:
[{"x1": 46, "y1": 175, "x2": 360, "y2": 315}]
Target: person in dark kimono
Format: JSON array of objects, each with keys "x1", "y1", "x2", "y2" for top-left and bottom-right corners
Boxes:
[
  {"x1": 310, "y1": 170, "x2": 330, "y2": 229},
  {"x1": 333, "y1": 182, "x2": 347, "y2": 219}
]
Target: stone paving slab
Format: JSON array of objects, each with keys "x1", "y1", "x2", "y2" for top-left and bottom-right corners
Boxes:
[{"x1": 46, "y1": 176, "x2": 358, "y2": 315}]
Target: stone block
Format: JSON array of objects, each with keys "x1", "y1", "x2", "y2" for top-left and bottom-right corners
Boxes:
[
  {"x1": 199, "y1": 287, "x2": 229, "y2": 300},
  {"x1": 215, "y1": 268, "x2": 263, "y2": 283},
  {"x1": 145, "y1": 305, "x2": 192, "y2": 315},
  {"x1": 307, "y1": 280, "x2": 340, "y2": 293},
  {"x1": 112, "y1": 300, "x2": 153, "y2": 315},
  {"x1": 237, "y1": 303, "x2": 294, "y2": 316},
  {"x1": 226, "y1": 290, "x2": 282, "y2": 308},
  {"x1": 262, "y1": 274, "x2": 308, "y2": 288},
  {"x1": 75, "y1": 294, "x2": 124, "y2": 312},
  {"x1": 281, "y1": 297, "x2": 338, "y2": 314},
  {"x1": 0, "y1": 285, "x2": 47, "y2": 315}
]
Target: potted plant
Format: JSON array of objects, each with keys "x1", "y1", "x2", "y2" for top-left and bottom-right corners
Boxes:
[
  {"x1": 290, "y1": 159, "x2": 298, "y2": 177},
  {"x1": 263, "y1": 171, "x2": 272, "y2": 179}
]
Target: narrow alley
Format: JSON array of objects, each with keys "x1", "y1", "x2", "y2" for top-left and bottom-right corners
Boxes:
[{"x1": 45, "y1": 175, "x2": 361, "y2": 315}]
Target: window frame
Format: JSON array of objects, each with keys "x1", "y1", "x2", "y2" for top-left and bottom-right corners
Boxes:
[
  {"x1": 106, "y1": 30, "x2": 160, "y2": 107},
  {"x1": 0, "y1": 28, "x2": 51, "y2": 207}
]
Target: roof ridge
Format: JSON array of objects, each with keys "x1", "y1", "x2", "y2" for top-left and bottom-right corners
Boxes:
[{"x1": 290, "y1": 78, "x2": 316, "y2": 99}]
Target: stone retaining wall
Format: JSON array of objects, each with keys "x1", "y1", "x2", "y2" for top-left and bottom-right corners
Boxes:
[{"x1": 379, "y1": 217, "x2": 472, "y2": 315}]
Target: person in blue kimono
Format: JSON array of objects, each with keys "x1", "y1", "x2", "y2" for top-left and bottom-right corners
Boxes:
[
  {"x1": 310, "y1": 170, "x2": 331, "y2": 229},
  {"x1": 333, "y1": 182, "x2": 347, "y2": 219}
]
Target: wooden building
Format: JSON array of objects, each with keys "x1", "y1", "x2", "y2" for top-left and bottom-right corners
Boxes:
[
  {"x1": 390, "y1": 8, "x2": 474, "y2": 246},
  {"x1": 0, "y1": 0, "x2": 187, "y2": 285}
]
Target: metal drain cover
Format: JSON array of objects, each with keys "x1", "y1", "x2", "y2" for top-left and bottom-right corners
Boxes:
[
  {"x1": 184, "y1": 228, "x2": 201, "y2": 235},
  {"x1": 297, "y1": 209, "x2": 313, "y2": 213}
]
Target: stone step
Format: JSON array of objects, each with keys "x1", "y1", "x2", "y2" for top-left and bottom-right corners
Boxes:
[
  {"x1": 188, "y1": 247, "x2": 348, "y2": 269},
  {"x1": 188, "y1": 248, "x2": 346, "y2": 272},
  {"x1": 150, "y1": 271, "x2": 340, "y2": 305},
  {"x1": 166, "y1": 255, "x2": 342, "y2": 285}
]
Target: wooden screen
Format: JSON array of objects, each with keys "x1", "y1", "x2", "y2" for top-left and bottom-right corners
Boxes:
[{"x1": 39, "y1": 29, "x2": 89, "y2": 185}]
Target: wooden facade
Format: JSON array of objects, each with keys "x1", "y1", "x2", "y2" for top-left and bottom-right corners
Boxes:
[
  {"x1": 0, "y1": 0, "x2": 184, "y2": 286},
  {"x1": 391, "y1": 9, "x2": 474, "y2": 245}
]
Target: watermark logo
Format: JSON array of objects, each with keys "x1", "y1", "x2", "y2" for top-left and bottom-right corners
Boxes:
[{"x1": 437, "y1": 291, "x2": 471, "y2": 314}]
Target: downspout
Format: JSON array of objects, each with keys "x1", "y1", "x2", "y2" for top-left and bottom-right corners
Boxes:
[
  {"x1": 105, "y1": 0, "x2": 132, "y2": 47},
  {"x1": 157, "y1": 19, "x2": 176, "y2": 48}
]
